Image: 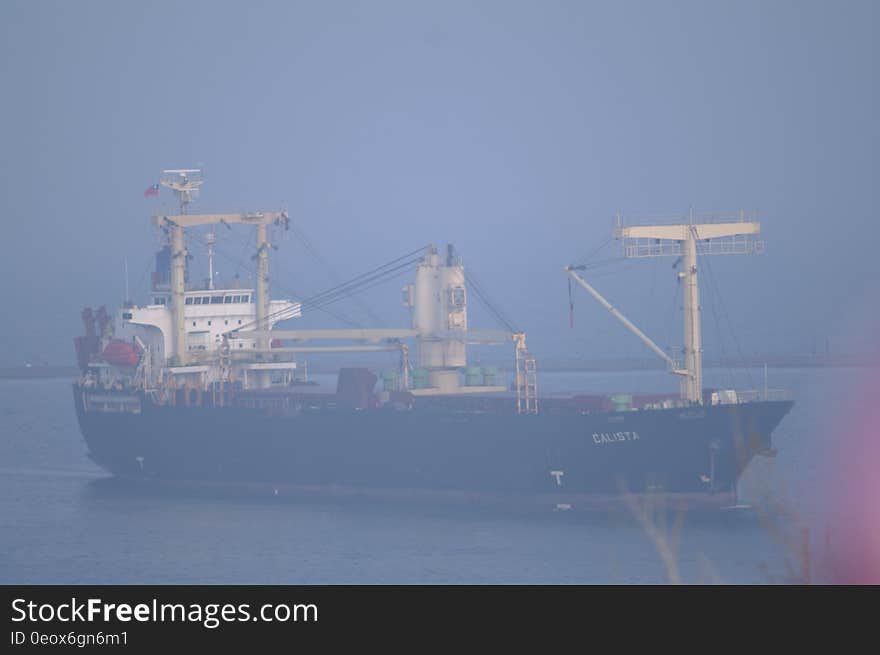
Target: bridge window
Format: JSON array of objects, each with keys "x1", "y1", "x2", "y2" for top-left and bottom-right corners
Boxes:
[
  {"x1": 242, "y1": 294, "x2": 250, "y2": 303},
  {"x1": 185, "y1": 297, "x2": 193, "y2": 305},
  {"x1": 192, "y1": 321, "x2": 196, "y2": 327},
  {"x1": 193, "y1": 297, "x2": 201, "y2": 305},
  {"x1": 224, "y1": 296, "x2": 233, "y2": 304},
  {"x1": 210, "y1": 296, "x2": 223, "y2": 304},
  {"x1": 201, "y1": 296, "x2": 210, "y2": 304}
]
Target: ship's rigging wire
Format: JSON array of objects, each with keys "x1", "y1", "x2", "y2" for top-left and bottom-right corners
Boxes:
[
  {"x1": 190, "y1": 230, "x2": 307, "y2": 296},
  {"x1": 683, "y1": 232, "x2": 736, "y2": 389},
  {"x1": 568, "y1": 237, "x2": 628, "y2": 279},
  {"x1": 232, "y1": 229, "x2": 254, "y2": 281},
  {"x1": 229, "y1": 246, "x2": 430, "y2": 334},
  {"x1": 233, "y1": 259, "x2": 419, "y2": 334},
  {"x1": 626, "y1": 254, "x2": 661, "y2": 389},
  {"x1": 189, "y1": 231, "x2": 360, "y2": 326},
  {"x1": 691, "y1": 223, "x2": 754, "y2": 388},
  {"x1": 700, "y1": 255, "x2": 734, "y2": 389},
  {"x1": 294, "y1": 259, "x2": 419, "y2": 315},
  {"x1": 649, "y1": 257, "x2": 676, "y2": 368},
  {"x1": 662, "y1": 265, "x2": 681, "y2": 362},
  {"x1": 572, "y1": 237, "x2": 613, "y2": 269},
  {"x1": 287, "y1": 219, "x2": 387, "y2": 327},
  {"x1": 463, "y1": 268, "x2": 520, "y2": 335},
  {"x1": 131, "y1": 253, "x2": 157, "y2": 301},
  {"x1": 566, "y1": 238, "x2": 630, "y2": 333},
  {"x1": 277, "y1": 246, "x2": 427, "y2": 313},
  {"x1": 700, "y1": 251, "x2": 756, "y2": 389},
  {"x1": 574, "y1": 256, "x2": 636, "y2": 281},
  {"x1": 188, "y1": 230, "x2": 364, "y2": 328}
]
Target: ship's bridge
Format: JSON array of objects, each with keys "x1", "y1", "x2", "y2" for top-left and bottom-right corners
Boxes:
[{"x1": 115, "y1": 288, "x2": 300, "y2": 364}]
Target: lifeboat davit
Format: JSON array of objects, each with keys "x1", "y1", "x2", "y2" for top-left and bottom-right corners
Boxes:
[{"x1": 101, "y1": 339, "x2": 142, "y2": 367}]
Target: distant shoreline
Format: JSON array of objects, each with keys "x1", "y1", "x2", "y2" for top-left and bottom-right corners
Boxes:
[
  {"x1": 532, "y1": 354, "x2": 880, "y2": 372},
  {"x1": 0, "y1": 366, "x2": 79, "y2": 380},
  {"x1": 2, "y1": 354, "x2": 877, "y2": 380}
]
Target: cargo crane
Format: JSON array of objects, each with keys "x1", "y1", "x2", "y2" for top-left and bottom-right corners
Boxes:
[{"x1": 567, "y1": 210, "x2": 762, "y2": 404}]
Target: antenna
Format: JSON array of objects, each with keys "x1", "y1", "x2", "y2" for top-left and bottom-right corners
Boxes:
[
  {"x1": 206, "y1": 229, "x2": 216, "y2": 290},
  {"x1": 159, "y1": 169, "x2": 204, "y2": 214}
]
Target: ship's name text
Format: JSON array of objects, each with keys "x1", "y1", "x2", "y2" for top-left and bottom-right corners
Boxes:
[{"x1": 592, "y1": 431, "x2": 640, "y2": 444}]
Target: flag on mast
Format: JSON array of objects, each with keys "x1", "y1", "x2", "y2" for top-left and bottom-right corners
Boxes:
[{"x1": 143, "y1": 183, "x2": 159, "y2": 197}]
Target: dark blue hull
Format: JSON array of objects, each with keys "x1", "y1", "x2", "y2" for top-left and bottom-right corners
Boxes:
[{"x1": 73, "y1": 386, "x2": 792, "y2": 499}]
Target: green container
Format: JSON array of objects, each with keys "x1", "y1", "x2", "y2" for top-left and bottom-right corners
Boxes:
[
  {"x1": 610, "y1": 393, "x2": 632, "y2": 412},
  {"x1": 465, "y1": 366, "x2": 482, "y2": 386},
  {"x1": 482, "y1": 366, "x2": 498, "y2": 386},
  {"x1": 381, "y1": 371, "x2": 399, "y2": 392},
  {"x1": 412, "y1": 368, "x2": 429, "y2": 389}
]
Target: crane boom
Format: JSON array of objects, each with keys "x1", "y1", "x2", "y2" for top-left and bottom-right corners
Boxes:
[{"x1": 565, "y1": 267, "x2": 686, "y2": 376}]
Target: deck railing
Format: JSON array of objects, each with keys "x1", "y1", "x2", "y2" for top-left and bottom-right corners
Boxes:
[{"x1": 716, "y1": 388, "x2": 794, "y2": 404}]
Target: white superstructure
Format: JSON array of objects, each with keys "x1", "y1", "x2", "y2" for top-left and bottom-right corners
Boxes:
[
  {"x1": 116, "y1": 289, "x2": 299, "y2": 365},
  {"x1": 77, "y1": 169, "x2": 302, "y2": 393}
]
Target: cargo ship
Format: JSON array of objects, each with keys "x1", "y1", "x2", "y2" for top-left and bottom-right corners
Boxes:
[{"x1": 73, "y1": 170, "x2": 793, "y2": 510}]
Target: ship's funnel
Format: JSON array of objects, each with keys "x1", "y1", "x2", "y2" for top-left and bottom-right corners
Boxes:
[{"x1": 411, "y1": 245, "x2": 468, "y2": 389}]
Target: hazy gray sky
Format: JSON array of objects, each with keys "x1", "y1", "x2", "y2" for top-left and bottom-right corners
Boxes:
[{"x1": 0, "y1": 0, "x2": 876, "y2": 366}]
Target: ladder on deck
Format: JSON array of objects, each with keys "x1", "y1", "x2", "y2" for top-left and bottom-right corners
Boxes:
[{"x1": 515, "y1": 334, "x2": 538, "y2": 415}]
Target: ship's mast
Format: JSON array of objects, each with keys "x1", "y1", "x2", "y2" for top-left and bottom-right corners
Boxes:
[
  {"x1": 681, "y1": 221, "x2": 702, "y2": 402},
  {"x1": 169, "y1": 221, "x2": 187, "y2": 365},
  {"x1": 158, "y1": 170, "x2": 203, "y2": 366},
  {"x1": 255, "y1": 222, "x2": 270, "y2": 353},
  {"x1": 568, "y1": 211, "x2": 762, "y2": 404},
  {"x1": 160, "y1": 169, "x2": 203, "y2": 214},
  {"x1": 153, "y1": 169, "x2": 287, "y2": 368}
]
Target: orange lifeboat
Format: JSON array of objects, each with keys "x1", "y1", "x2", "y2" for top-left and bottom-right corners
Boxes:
[{"x1": 101, "y1": 339, "x2": 142, "y2": 367}]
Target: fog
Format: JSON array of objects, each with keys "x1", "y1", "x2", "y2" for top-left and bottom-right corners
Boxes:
[{"x1": 1, "y1": 0, "x2": 876, "y2": 366}]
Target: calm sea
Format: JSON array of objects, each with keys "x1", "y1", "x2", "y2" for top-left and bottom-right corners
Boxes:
[{"x1": 0, "y1": 367, "x2": 848, "y2": 584}]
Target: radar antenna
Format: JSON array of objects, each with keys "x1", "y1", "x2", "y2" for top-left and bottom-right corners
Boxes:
[{"x1": 160, "y1": 169, "x2": 204, "y2": 214}]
